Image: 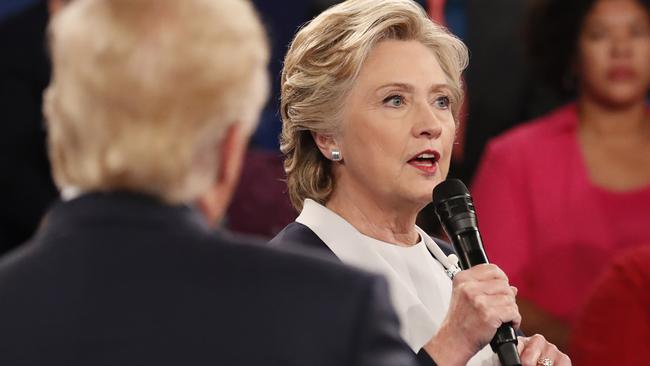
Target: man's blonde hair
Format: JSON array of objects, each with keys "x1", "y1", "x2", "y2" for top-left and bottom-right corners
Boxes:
[
  {"x1": 45, "y1": 0, "x2": 269, "y2": 203},
  {"x1": 280, "y1": 0, "x2": 469, "y2": 210}
]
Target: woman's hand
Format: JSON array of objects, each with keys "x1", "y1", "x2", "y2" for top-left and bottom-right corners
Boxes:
[
  {"x1": 423, "y1": 264, "x2": 521, "y2": 365},
  {"x1": 517, "y1": 334, "x2": 571, "y2": 366}
]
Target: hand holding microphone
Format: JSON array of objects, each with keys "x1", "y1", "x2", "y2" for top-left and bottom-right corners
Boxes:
[
  {"x1": 432, "y1": 179, "x2": 571, "y2": 366},
  {"x1": 433, "y1": 179, "x2": 522, "y2": 366},
  {"x1": 423, "y1": 263, "x2": 521, "y2": 365}
]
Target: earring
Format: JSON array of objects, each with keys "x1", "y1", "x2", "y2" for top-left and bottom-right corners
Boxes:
[{"x1": 331, "y1": 149, "x2": 342, "y2": 162}]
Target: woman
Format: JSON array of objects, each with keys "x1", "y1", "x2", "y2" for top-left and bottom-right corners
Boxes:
[
  {"x1": 270, "y1": 0, "x2": 570, "y2": 365},
  {"x1": 471, "y1": 0, "x2": 650, "y2": 351}
]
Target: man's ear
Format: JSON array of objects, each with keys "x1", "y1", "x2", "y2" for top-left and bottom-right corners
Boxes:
[
  {"x1": 311, "y1": 131, "x2": 339, "y2": 161},
  {"x1": 48, "y1": 0, "x2": 69, "y2": 16},
  {"x1": 196, "y1": 123, "x2": 249, "y2": 227}
]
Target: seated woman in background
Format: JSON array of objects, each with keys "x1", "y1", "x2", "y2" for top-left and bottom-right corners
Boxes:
[
  {"x1": 471, "y1": 0, "x2": 650, "y2": 351},
  {"x1": 569, "y1": 244, "x2": 650, "y2": 365},
  {"x1": 270, "y1": 0, "x2": 570, "y2": 365}
]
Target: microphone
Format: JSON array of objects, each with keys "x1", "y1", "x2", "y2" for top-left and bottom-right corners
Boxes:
[{"x1": 433, "y1": 179, "x2": 521, "y2": 366}]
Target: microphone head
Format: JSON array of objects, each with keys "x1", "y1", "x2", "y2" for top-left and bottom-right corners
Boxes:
[
  {"x1": 433, "y1": 179, "x2": 487, "y2": 270},
  {"x1": 432, "y1": 179, "x2": 469, "y2": 206}
]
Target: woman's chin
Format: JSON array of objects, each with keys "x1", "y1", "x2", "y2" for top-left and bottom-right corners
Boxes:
[
  {"x1": 590, "y1": 85, "x2": 649, "y2": 108},
  {"x1": 409, "y1": 190, "x2": 438, "y2": 208}
]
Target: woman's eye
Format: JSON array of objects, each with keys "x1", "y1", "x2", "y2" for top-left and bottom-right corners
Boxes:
[
  {"x1": 586, "y1": 28, "x2": 607, "y2": 40},
  {"x1": 434, "y1": 96, "x2": 450, "y2": 109},
  {"x1": 383, "y1": 95, "x2": 405, "y2": 107},
  {"x1": 631, "y1": 24, "x2": 650, "y2": 37}
]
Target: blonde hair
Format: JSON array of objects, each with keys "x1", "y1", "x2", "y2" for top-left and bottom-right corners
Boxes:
[
  {"x1": 45, "y1": 0, "x2": 269, "y2": 203},
  {"x1": 280, "y1": 0, "x2": 469, "y2": 210}
]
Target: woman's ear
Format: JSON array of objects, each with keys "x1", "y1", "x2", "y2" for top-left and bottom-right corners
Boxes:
[{"x1": 311, "y1": 131, "x2": 340, "y2": 161}]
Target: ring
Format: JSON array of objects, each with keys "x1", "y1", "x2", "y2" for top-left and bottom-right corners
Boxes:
[{"x1": 537, "y1": 357, "x2": 553, "y2": 366}]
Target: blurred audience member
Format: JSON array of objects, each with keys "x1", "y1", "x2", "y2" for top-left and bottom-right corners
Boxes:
[
  {"x1": 0, "y1": 1, "x2": 417, "y2": 365},
  {"x1": 472, "y1": 0, "x2": 650, "y2": 351},
  {"x1": 456, "y1": 0, "x2": 565, "y2": 183},
  {"x1": 226, "y1": 148, "x2": 296, "y2": 238},
  {"x1": 416, "y1": 0, "x2": 565, "y2": 235},
  {"x1": 569, "y1": 245, "x2": 650, "y2": 365},
  {"x1": 0, "y1": 0, "x2": 71, "y2": 255},
  {"x1": 0, "y1": 0, "x2": 61, "y2": 255},
  {"x1": 0, "y1": 0, "x2": 40, "y2": 22}
]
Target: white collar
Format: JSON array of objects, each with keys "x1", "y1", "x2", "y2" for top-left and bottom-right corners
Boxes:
[
  {"x1": 60, "y1": 186, "x2": 84, "y2": 201},
  {"x1": 296, "y1": 199, "x2": 457, "y2": 351}
]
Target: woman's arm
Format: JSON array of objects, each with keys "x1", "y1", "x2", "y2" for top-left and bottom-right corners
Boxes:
[{"x1": 471, "y1": 139, "x2": 534, "y2": 293}]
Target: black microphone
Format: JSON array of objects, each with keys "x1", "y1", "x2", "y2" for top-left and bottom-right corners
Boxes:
[{"x1": 433, "y1": 179, "x2": 521, "y2": 366}]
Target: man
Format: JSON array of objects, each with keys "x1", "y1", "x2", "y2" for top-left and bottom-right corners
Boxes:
[{"x1": 0, "y1": 1, "x2": 416, "y2": 365}]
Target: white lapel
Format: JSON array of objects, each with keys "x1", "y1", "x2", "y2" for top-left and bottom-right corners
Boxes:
[{"x1": 296, "y1": 199, "x2": 439, "y2": 351}]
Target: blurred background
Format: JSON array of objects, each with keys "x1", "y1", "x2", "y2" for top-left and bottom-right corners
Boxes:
[
  {"x1": 0, "y1": 0, "x2": 566, "y2": 250},
  {"x1": 1, "y1": 0, "x2": 649, "y2": 363}
]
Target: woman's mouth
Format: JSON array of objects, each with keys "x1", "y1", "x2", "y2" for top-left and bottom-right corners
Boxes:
[
  {"x1": 408, "y1": 150, "x2": 440, "y2": 175},
  {"x1": 607, "y1": 66, "x2": 637, "y2": 81}
]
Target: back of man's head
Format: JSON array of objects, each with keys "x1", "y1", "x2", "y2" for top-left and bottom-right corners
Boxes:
[{"x1": 45, "y1": 0, "x2": 269, "y2": 204}]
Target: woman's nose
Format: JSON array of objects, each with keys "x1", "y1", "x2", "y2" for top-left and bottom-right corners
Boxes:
[
  {"x1": 611, "y1": 31, "x2": 634, "y2": 58},
  {"x1": 413, "y1": 102, "x2": 443, "y2": 139}
]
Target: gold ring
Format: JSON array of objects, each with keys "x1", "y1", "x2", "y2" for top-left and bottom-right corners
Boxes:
[{"x1": 537, "y1": 357, "x2": 553, "y2": 366}]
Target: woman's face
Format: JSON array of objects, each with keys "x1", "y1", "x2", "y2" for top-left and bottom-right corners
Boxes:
[
  {"x1": 332, "y1": 40, "x2": 456, "y2": 209},
  {"x1": 577, "y1": 0, "x2": 650, "y2": 106}
]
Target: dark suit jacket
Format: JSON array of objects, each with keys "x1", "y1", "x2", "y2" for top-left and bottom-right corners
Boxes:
[
  {"x1": 269, "y1": 222, "x2": 458, "y2": 366},
  {"x1": 0, "y1": 192, "x2": 417, "y2": 366}
]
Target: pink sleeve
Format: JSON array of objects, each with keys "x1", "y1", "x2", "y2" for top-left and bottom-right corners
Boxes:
[{"x1": 470, "y1": 139, "x2": 534, "y2": 294}]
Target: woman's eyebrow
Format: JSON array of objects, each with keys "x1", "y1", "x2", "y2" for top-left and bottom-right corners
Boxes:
[
  {"x1": 375, "y1": 82, "x2": 451, "y2": 93},
  {"x1": 375, "y1": 82, "x2": 415, "y2": 93}
]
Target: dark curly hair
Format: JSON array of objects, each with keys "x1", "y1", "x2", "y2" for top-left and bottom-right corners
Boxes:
[{"x1": 525, "y1": 0, "x2": 650, "y2": 96}]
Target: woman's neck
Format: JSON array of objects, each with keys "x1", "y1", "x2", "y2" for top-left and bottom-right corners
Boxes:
[
  {"x1": 576, "y1": 94, "x2": 650, "y2": 191},
  {"x1": 325, "y1": 183, "x2": 422, "y2": 247},
  {"x1": 577, "y1": 95, "x2": 649, "y2": 140}
]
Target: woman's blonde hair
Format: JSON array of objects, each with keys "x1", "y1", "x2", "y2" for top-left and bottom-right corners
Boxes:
[
  {"x1": 45, "y1": 0, "x2": 268, "y2": 203},
  {"x1": 280, "y1": 0, "x2": 469, "y2": 210}
]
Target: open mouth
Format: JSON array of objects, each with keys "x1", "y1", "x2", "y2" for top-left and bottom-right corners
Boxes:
[{"x1": 407, "y1": 150, "x2": 440, "y2": 174}]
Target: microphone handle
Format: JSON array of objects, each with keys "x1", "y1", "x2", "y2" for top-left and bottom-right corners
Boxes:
[
  {"x1": 492, "y1": 326, "x2": 521, "y2": 366},
  {"x1": 450, "y1": 229, "x2": 522, "y2": 366}
]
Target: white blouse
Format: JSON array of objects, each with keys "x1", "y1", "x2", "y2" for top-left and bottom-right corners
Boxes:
[{"x1": 296, "y1": 199, "x2": 498, "y2": 366}]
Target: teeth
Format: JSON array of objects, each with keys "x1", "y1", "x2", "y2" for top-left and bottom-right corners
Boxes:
[{"x1": 417, "y1": 153, "x2": 436, "y2": 159}]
